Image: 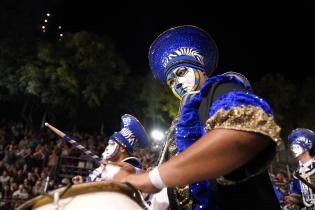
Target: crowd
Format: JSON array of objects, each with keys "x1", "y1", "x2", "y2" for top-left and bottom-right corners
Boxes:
[
  {"x1": 0, "y1": 121, "x2": 158, "y2": 209},
  {"x1": 270, "y1": 169, "x2": 311, "y2": 210},
  {"x1": 0, "y1": 120, "x2": 311, "y2": 210}
]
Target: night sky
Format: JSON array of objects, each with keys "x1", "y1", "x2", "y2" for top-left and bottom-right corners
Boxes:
[{"x1": 2, "y1": 1, "x2": 315, "y2": 82}]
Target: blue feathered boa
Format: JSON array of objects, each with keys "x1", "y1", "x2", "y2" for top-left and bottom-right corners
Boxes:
[{"x1": 175, "y1": 74, "x2": 254, "y2": 210}]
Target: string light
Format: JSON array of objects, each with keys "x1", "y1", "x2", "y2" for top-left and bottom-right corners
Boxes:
[{"x1": 39, "y1": 11, "x2": 65, "y2": 40}]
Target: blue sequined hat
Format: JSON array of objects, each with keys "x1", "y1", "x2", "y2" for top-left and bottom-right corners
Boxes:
[
  {"x1": 149, "y1": 25, "x2": 218, "y2": 83},
  {"x1": 288, "y1": 128, "x2": 315, "y2": 158},
  {"x1": 112, "y1": 114, "x2": 149, "y2": 153}
]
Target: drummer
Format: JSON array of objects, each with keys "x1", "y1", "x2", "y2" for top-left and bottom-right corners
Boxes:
[{"x1": 72, "y1": 114, "x2": 149, "y2": 184}]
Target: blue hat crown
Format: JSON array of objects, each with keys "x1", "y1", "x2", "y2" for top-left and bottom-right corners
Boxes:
[
  {"x1": 112, "y1": 114, "x2": 149, "y2": 153},
  {"x1": 288, "y1": 128, "x2": 315, "y2": 157},
  {"x1": 149, "y1": 25, "x2": 218, "y2": 83}
]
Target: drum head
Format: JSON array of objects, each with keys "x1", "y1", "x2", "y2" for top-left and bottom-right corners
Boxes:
[{"x1": 16, "y1": 181, "x2": 145, "y2": 210}]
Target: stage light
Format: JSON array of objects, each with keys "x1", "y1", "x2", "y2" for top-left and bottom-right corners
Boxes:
[{"x1": 151, "y1": 129, "x2": 165, "y2": 141}]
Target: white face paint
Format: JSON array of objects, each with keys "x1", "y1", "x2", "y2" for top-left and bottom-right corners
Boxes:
[
  {"x1": 102, "y1": 139, "x2": 120, "y2": 160},
  {"x1": 291, "y1": 144, "x2": 304, "y2": 158},
  {"x1": 166, "y1": 66, "x2": 200, "y2": 99}
]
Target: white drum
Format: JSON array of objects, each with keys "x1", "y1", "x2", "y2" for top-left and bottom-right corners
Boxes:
[{"x1": 16, "y1": 181, "x2": 146, "y2": 210}]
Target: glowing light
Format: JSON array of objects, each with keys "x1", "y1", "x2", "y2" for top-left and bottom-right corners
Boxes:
[
  {"x1": 46, "y1": 13, "x2": 50, "y2": 17},
  {"x1": 58, "y1": 26, "x2": 62, "y2": 29},
  {"x1": 44, "y1": 19, "x2": 48, "y2": 23},
  {"x1": 42, "y1": 30, "x2": 46, "y2": 33},
  {"x1": 151, "y1": 130, "x2": 165, "y2": 141},
  {"x1": 42, "y1": 25, "x2": 45, "y2": 29},
  {"x1": 59, "y1": 33, "x2": 63, "y2": 37}
]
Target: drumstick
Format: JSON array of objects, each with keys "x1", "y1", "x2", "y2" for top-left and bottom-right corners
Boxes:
[{"x1": 45, "y1": 122, "x2": 103, "y2": 163}]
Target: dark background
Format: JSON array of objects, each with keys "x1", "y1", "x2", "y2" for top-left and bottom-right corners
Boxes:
[
  {"x1": 57, "y1": 1, "x2": 315, "y2": 82},
  {"x1": 1, "y1": 1, "x2": 315, "y2": 82},
  {"x1": 1, "y1": 0, "x2": 315, "y2": 133}
]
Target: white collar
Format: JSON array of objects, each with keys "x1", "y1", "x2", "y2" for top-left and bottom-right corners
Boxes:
[{"x1": 301, "y1": 158, "x2": 315, "y2": 167}]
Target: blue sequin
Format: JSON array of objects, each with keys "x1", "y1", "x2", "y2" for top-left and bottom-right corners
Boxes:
[
  {"x1": 149, "y1": 26, "x2": 218, "y2": 83},
  {"x1": 288, "y1": 128, "x2": 315, "y2": 156},
  {"x1": 209, "y1": 90, "x2": 273, "y2": 118}
]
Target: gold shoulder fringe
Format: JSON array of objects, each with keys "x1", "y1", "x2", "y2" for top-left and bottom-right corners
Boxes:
[{"x1": 206, "y1": 105, "x2": 282, "y2": 146}]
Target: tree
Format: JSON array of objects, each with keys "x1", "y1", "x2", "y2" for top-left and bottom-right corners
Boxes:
[
  {"x1": 253, "y1": 73, "x2": 315, "y2": 166},
  {"x1": 294, "y1": 77, "x2": 315, "y2": 130},
  {"x1": 0, "y1": 37, "x2": 38, "y2": 123},
  {"x1": 139, "y1": 74, "x2": 179, "y2": 125},
  {"x1": 18, "y1": 31, "x2": 130, "y2": 129},
  {"x1": 253, "y1": 73, "x2": 298, "y2": 137}
]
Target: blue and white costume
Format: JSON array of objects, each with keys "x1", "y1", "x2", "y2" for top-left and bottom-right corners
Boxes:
[
  {"x1": 289, "y1": 128, "x2": 315, "y2": 209},
  {"x1": 86, "y1": 114, "x2": 148, "y2": 182},
  {"x1": 149, "y1": 25, "x2": 282, "y2": 210}
]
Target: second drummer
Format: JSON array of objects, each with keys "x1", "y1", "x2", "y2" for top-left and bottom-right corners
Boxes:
[{"x1": 72, "y1": 114, "x2": 149, "y2": 184}]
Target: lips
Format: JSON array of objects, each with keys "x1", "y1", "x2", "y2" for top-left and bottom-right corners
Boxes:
[{"x1": 182, "y1": 86, "x2": 192, "y2": 92}]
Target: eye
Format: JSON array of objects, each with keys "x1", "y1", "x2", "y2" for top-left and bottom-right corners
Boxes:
[
  {"x1": 167, "y1": 78, "x2": 174, "y2": 87},
  {"x1": 176, "y1": 67, "x2": 188, "y2": 77}
]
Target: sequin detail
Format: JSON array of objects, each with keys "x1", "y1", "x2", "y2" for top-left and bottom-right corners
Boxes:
[
  {"x1": 164, "y1": 116, "x2": 194, "y2": 210},
  {"x1": 205, "y1": 105, "x2": 281, "y2": 145}
]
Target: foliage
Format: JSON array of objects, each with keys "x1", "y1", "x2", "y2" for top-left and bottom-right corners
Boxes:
[
  {"x1": 20, "y1": 31, "x2": 129, "y2": 107},
  {"x1": 253, "y1": 73, "x2": 315, "y2": 145},
  {"x1": 139, "y1": 74, "x2": 179, "y2": 125}
]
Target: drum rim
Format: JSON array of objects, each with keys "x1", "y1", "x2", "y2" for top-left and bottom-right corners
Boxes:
[{"x1": 16, "y1": 181, "x2": 145, "y2": 210}]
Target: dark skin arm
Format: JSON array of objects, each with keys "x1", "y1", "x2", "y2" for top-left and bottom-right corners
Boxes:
[{"x1": 115, "y1": 128, "x2": 272, "y2": 193}]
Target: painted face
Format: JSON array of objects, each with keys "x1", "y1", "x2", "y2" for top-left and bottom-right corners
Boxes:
[
  {"x1": 166, "y1": 66, "x2": 200, "y2": 99},
  {"x1": 102, "y1": 139, "x2": 120, "y2": 160},
  {"x1": 290, "y1": 144, "x2": 305, "y2": 158}
]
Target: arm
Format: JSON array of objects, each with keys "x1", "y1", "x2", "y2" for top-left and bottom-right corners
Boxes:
[{"x1": 125, "y1": 128, "x2": 271, "y2": 192}]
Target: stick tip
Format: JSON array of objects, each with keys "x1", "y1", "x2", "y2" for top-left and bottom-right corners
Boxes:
[{"x1": 44, "y1": 122, "x2": 48, "y2": 127}]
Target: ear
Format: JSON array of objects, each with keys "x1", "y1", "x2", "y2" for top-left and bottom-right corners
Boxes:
[
  {"x1": 119, "y1": 146, "x2": 126, "y2": 153},
  {"x1": 200, "y1": 71, "x2": 207, "y2": 77}
]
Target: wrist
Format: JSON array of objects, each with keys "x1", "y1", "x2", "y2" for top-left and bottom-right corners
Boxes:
[{"x1": 148, "y1": 167, "x2": 166, "y2": 190}]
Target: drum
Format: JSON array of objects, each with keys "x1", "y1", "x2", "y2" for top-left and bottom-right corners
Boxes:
[{"x1": 16, "y1": 181, "x2": 146, "y2": 210}]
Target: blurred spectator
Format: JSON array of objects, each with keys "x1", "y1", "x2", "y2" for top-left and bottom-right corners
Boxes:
[
  {"x1": 33, "y1": 144, "x2": 45, "y2": 167},
  {"x1": 12, "y1": 185, "x2": 29, "y2": 200},
  {"x1": 0, "y1": 171, "x2": 10, "y2": 186},
  {"x1": 15, "y1": 170, "x2": 24, "y2": 185},
  {"x1": 32, "y1": 167, "x2": 41, "y2": 180},
  {"x1": 26, "y1": 172, "x2": 36, "y2": 186},
  {"x1": 32, "y1": 180, "x2": 44, "y2": 196},
  {"x1": 3, "y1": 144, "x2": 15, "y2": 165},
  {"x1": 1, "y1": 184, "x2": 11, "y2": 199},
  {"x1": 0, "y1": 122, "x2": 159, "y2": 209},
  {"x1": 47, "y1": 150, "x2": 58, "y2": 170}
]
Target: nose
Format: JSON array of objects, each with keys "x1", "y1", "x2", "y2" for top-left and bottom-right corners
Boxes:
[{"x1": 176, "y1": 83, "x2": 182, "y2": 88}]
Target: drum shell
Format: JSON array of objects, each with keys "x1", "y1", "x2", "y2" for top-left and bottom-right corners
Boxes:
[{"x1": 16, "y1": 181, "x2": 145, "y2": 210}]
